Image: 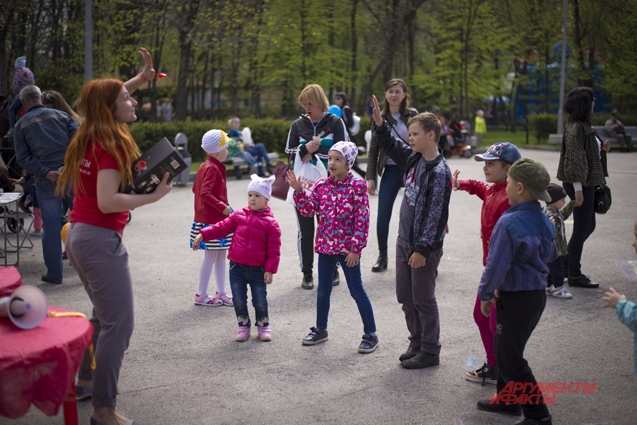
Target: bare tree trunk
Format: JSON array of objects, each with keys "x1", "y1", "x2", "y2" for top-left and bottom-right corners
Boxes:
[
  {"x1": 544, "y1": 45, "x2": 550, "y2": 112},
  {"x1": 175, "y1": 0, "x2": 200, "y2": 120},
  {"x1": 176, "y1": 30, "x2": 192, "y2": 120},
  {"x1": 209, "y1": 51, "x2": 216, "y2": 120},
  {"x1": 149, "y1": 1, "x2": 167, "y2": 122},
  {"x1": 362, "y1": 0, "x2": 427, "y2": 109},
  {"x1": 299, "y1": 0, "x2": 309, "y2": 86},
  {"x1": 572, "y1": 0, "x2": 592, "y2": 87},
  {"x1": 350, "y1": 0, "x2": 359, "y2": 109},
  {"x1": 0, "y1": 7, "x2": 15, "y2": 95},
  {"x1": 327, "y1": 0, "x2": 335, "y2": 98},
  {"x1": 201, "y1": 52, "x2": 207, "y2": 114}
]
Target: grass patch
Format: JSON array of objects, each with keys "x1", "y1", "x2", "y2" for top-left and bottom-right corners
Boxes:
[{"x1": 482, "y1": 130, "x2": 539, "y2": 148}]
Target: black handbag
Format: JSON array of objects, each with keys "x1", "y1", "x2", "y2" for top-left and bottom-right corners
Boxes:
[{"x1": 593, "y1": 184, "x2": 612, "y2": 214}]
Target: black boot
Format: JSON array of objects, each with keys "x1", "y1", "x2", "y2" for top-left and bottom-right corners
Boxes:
[
  {"x1": 371, "y1": 250, "x2": 388, "y2": 272},
  {"x1": 301, "y1": 271, "x2": 313, "y2": 289}
]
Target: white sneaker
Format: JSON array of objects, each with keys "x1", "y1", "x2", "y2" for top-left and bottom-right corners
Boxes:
[
  {"x1": 546, "y1": 284, "x2": 555, "y2": 293},
  {"x1": 551, "y1": 287, "x2": 572, "y2": 299}
]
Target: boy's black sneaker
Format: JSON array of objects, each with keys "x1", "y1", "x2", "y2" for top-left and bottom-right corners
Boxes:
[
  {"x1": 466, "y1": 363, "x2": 498, "y2": 386},
  {"x1": 477, "y1": 399, "x2": 522, "y2": 416},
  {"x1": 401, "y1": 351, "x2": 439, "y2": 369},
  {"x1": 302, "y1": 327, "x2": 328, "y2": 345},
  {"x1": 301, "y1": 271, "x2": 313, "y2": 289},
  {"x1": 358, "y1": 334, "x2": 378, "y2": 353},
  {"x1": 567, "y1": 274, "x2": 599, "y2": 288}
]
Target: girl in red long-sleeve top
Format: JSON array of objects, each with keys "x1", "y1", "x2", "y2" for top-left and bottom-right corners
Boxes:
[
  {"x1": 190, "y1": 129, "x2": 234, "y2": 307},
  {"x1": 451, "y1": 142, "x2": 521, "y2": 386}
]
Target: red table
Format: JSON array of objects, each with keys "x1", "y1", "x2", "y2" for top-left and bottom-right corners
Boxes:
[
  {"x1": 0, "y1": 306, "x2": 93, "y2": 424},
  {"x1": 0, "y1": 266, "x2": 22, "y2": 297}
]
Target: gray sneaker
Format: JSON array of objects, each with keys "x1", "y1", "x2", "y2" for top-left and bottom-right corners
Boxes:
[
  {"x1": 358, "y1": 334, "x2": 378, "y2": 354},
  {"x1": 302, "y1": 327, "x2": 328, "y2": 345}
]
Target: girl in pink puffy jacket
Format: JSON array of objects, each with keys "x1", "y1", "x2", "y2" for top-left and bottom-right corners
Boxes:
[
  {"x1": 192, "y1": 174, "x2": 281, "y2": 343},
  {"x1": 286, "y1": 141, "x2": 378, "y2": 354}
]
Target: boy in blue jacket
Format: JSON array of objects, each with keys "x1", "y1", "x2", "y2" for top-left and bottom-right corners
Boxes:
[
  {"x1": 370, "y1": 95, "x2": 452, "y2": 369},
  {"x1": 476, "y1": 158, "x2": 557, "y2": 425}
]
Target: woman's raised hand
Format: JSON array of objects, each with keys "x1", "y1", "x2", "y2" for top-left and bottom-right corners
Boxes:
[
  {"x1": 371, "y1": 95, "x2": 383, "y2": 127},
  {"x1": 138, "y1": 47, "x2": 156, "y2": 82}
]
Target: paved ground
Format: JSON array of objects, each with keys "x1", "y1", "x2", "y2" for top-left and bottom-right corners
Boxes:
[{"x1": 3, "y1": 149, "x2": 637, "y2": 425}]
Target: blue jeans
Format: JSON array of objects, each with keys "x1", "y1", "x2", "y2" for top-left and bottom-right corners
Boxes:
[
  {"x1": 546, "y1": 256, "x2": 567, "y2": 288},
  {"x1": 8, "y1": 98, "x2": 22, "y2": 128},
  {"x1": 316, "y1": 254, "x2": 376, "y2": 334},
  {"x1": 245, "y1": 144, "x2": 270, "y2": 165},
  {"x1": 229, "y1": 261, "x2": 269, "y2": 328},
  {"x1": 377, "y1": 165, "x2": 403, "y2": 252},
  {"x1": 36, "y1": 179, "x2": 74, "y2": 282}
]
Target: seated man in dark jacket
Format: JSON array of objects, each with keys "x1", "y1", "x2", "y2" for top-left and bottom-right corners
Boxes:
[{"x1": 605, "y1": 110, "x2": 632, "y2": 152}]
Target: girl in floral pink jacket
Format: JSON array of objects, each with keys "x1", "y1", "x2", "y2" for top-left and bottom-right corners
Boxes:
[{"x1": 287, "y1": 141, "x2": 378, "y2": 354}]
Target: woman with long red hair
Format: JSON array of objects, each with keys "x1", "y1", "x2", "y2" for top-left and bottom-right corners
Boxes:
[{"x1": 57, "y1": 48, "x2": 172, "y2": 425}]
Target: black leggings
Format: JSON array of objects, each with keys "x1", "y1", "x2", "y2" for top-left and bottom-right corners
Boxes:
[
  {"x1": 563, "y1": 183, "x2": 596, "y2": 277},
  {"x1": 296, "y1": 208, "x2": 316, "y2": 273}
]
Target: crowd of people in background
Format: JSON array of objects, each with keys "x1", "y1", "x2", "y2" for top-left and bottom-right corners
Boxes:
[{"x1": 2, "y1": 47, "x2": 637, "y2": 425}]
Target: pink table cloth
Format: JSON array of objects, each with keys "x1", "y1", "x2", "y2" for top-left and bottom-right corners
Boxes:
[
  {"x1": 0, "y1": 266, "x2": 22, "y2": 297},
  {"x1": 0, "y1": 305, "x2": 93, "y2": 419}
]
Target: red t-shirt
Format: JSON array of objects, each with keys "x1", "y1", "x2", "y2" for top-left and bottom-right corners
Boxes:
[{"x1": 70, "y1": 142, "x2": 129, "y2": 234}]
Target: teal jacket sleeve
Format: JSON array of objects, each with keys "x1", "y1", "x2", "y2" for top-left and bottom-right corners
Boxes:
[
  {"x1": 616, "y1": 299, "x2": 637, "y2": 373},
  {"x1": 616, "y1": 299, "x2": 637, "y2": 333}
]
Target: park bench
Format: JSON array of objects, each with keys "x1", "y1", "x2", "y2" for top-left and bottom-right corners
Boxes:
[
  {"x1": 592, "y1": 125, "x2": 637, "y2": 149},
  {"x1": 223, "y1": 152, "x2": 279, "y2": 180},
  {"x1": 550, "y1": 126, "x2": 636, "y2": 149}
]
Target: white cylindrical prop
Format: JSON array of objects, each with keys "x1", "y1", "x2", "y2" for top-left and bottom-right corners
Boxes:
[{"x1": 0, "y1": 286, "x2": 48, "y2": 329}]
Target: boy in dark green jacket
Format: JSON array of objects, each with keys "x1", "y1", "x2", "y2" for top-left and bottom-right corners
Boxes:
[{"x1": 543, "y1": 183, "x2": 575, "y2": 299}]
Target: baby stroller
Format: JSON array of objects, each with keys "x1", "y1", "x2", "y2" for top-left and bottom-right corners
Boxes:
[
  {"x1": 0, "y1": 175, "x2": 26, "y2": 233},
  {"x1": 447, "y1": 119, "x2": 473, "y2": 158}
]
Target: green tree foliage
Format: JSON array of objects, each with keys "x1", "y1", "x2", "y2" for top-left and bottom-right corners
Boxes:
[
  {"x1": 3, "y1": 0, "x2": 636, "y2": 127},
  {"x1": 602, "y1": 0, "x2": 637, "y2": 106}
]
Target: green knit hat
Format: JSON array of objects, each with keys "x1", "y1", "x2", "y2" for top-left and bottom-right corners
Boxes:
[{"x1": 508, "y1": 158, "x2": 551, "y2": 202}]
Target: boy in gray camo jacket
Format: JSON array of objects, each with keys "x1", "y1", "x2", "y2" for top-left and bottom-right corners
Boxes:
[
  {"x1": 371, "y1": 99, "x2": 451, "y2": 369},
  {"x1": 543, "y1": 183, "x2": 575, "y2": 299}
]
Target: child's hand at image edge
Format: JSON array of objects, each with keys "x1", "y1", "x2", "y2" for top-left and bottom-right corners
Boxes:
[{"x1": 602, "y1": 287, "x2": 626, "y2": 309}]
